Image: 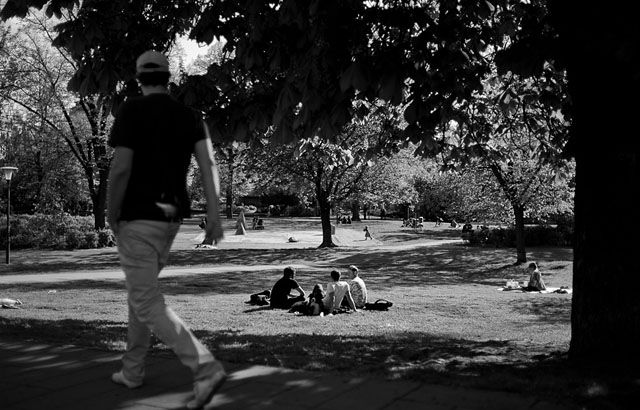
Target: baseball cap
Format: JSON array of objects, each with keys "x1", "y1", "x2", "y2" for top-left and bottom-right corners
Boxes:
[{"x1": 136, "y1": 50, "x2": 169, "y2": 74}]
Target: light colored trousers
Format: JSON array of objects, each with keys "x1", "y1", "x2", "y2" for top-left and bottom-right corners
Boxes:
[{"x1": 116, "y1": 220, "x2": 215, "y2": 383}]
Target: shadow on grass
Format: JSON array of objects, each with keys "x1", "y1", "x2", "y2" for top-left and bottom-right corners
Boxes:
[
  {"x1": 0, "y1": 316, "x2": 637, "y2": 410},
  {"x1": 508, "y1": 298, "x2": 571, "y2": 325},
  {"x1": 4, "y1": 245, "x2": 573, "y2": 296},
  {"x1": 3, "y1": 244, "x2": 574, "y2": 301}
]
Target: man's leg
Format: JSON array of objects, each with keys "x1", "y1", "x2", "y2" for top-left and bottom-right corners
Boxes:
[
  {"x1": 120, "y1": 302, "x2": 150, "y2": 384},
  {"x1": 117, "y1": 221, "x2": 217, "y2": 379}
]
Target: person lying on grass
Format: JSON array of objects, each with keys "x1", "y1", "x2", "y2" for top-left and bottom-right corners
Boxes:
[
  {"x1": 322, "y1": 269, "x2": 359, "y2": 315},
  {"x1": 270, "y1": 266, "x2": 306, "y2": 309}
]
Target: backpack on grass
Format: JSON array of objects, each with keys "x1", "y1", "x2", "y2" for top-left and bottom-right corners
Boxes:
[{"x1": 364, "y1": 299, "x2": 393, "y2": 311}]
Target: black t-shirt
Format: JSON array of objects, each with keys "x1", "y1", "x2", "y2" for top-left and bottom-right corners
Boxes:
[
  {"x1": 270, "y1": 277, "x2": 300, "y2": 308},
  {"x1": 109, "y1": 94, "x2": 205, "y2": 221}
]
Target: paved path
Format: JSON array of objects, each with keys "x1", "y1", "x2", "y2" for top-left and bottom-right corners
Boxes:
[
  {"x1": 0, "y1": 340, "x2": 570, "y2": 410},
  {"x1": 0, "y1": 264, "x2": 321, "y2": 284}
]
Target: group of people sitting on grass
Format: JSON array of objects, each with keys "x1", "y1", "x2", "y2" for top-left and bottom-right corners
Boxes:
[
  {"x1": 401, "y1": 217, "x2": 424, "y2": 229},
  {"x1": 268, "y1": 265, "x2": 367, "y2": 316}
]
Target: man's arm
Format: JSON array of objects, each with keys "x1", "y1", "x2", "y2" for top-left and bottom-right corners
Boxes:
[
  {"x1": 107, "y1": 147, "x2": 134, "y2": 235},
  {"x1": 194, "y1": 125, "x2": 223, "y2": 244},
  {"x1": 345, "y1": 289, "x2": 359, "y2": 312},
  {"x1": 293, "y1": 286, "x2": 306, "y2": 299}
]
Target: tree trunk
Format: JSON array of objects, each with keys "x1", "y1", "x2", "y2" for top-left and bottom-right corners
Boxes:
[
  {"x1": 550, "y1": 1, "x2": 640, "y2": 365},
  {"x1": 513, "y1": 203, "x2": 526, "y2": 264},
  {"x1": 225, "y1": 159, "x2": 233, "y2": 219},
  {"x1": 92, "y1": 169, "x2": 108, "y2": 230},
  {"x1": 86, "y1": 164, "x2": 107, "y2": 230},
  {"x1": 351, "y1": 202, "x2": 361, "y2": 221},
  {"x1": 318, "y1": 192, "x2": 336, "y2": 248},
  {"x1": 569, "y1": 151, "x2": 639, "y2": 364}
]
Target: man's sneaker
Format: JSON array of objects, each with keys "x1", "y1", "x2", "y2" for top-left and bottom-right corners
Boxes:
[
  {"x1": 186, "y1": 362, "x2": 227, "y2": 409},
  {"x1": 111, "y1": 370, "x2": 143, "y2": 389}
]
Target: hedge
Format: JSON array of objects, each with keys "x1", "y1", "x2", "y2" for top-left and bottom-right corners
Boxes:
[
  {"x1": 461, "y1": 224, "x2": 573, "y2": 247},
  {"x1": 0, "y1": 214, "x2": 116, "y2": 250}
]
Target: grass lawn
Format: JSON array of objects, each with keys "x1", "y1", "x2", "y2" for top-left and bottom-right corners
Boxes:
[{"x1": 0, "y1": 218, "x2": 634, "y2": 408}]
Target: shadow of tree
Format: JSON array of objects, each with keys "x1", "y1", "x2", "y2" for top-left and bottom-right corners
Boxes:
[
  {"x1": 1, "y1": 316, "x2": 637, "y2": 410},
  {"x1": 508, "y1": 298, "x2": 571, "y2": 325}
]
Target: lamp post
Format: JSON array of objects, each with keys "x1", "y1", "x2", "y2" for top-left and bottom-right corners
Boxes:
[{"x1": 1, "y1": 166, "x2": 18, "y2": 264}]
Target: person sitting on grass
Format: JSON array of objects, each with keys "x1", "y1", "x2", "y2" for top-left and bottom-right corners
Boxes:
[
  {"x1": 322, "y1": 269, "x2": 359, "y2": 315},
  {"x1": 289, "y1": 284, "x2": 325, "y2": 316},
  {"x1": 522, "y1": 262, "x2": 547, "y2": 291},
  {"x1": 342, "y1": 265, "x2": 368, "y2": 309},
  {"x1": 307, "y1": 284, "x2": 326, "y2": 315},
  {"x1": 270, "y1": 266, "x2": 306, "y2": 309}
]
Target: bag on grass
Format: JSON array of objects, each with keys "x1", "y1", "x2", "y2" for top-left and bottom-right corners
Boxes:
[
  {"x1": 365, "y1": 299, "x2": 393, "y2": 311},
  {"x1": 247, "y1": 290, "x2": 271, "y2": 306}
]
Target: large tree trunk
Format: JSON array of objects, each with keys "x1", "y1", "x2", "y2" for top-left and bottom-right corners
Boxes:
[
  {"x1": 550, "y1": 1, "x2": 640, "y2": 364},
  {"x1": 570, "y1": 151, "x2": 638, "y2": 363},
  {"x1": 513, "y1": 203, "x2": 526, "y2": 264}
]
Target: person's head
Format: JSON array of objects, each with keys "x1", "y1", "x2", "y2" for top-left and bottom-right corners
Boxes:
[
  {"x1": 311, "y1": 284, "x2": 324, "y2": 298},
  {"x1": 283, "y1": 266, "x2": 296, "y2": 279},
  {"x1": 135, "y1": 50, "x2": 170, "y2": 90},
  {"x1": 528, "y1": 262, "x2": 539, "y2": 271},
  {"x1": 349, "y1": 265, "x2": 359, "y2": 278},
  {"x1": 330, "y1": 269, "x2": 341, "y2": 281}
]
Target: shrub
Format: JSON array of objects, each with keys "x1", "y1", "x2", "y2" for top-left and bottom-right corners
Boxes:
[
  {"x1": 64, "y1": 228, "x2": 84, "y2": 250},
  {"x1": 83, "y1": 231, "x2": 99, "y2": 249},
  {"x1": 462, "y1": 224, "x2": 573, "y2": 247},
  {"x1": 284, "y1": 204, "x2": 315, "y2": 217},
  {"x1": 97, "y1": 229, "x2": 116, "y2": 247},
  {"x1": 0, "y1": 213, "x2": 116, "y2": 250}
]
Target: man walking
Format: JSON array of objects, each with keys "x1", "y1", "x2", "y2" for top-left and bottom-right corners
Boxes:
[{"x1": 107, "y1": 50, "x2": 225, "y2": 409}]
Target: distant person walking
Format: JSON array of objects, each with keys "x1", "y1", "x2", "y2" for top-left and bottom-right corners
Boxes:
[
  {"x1": 364, "y1": 225, "x2": 373, "y2": 240},
  {"x1": 107, "y1": 50, "x2": 226, "y2": 409}
]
